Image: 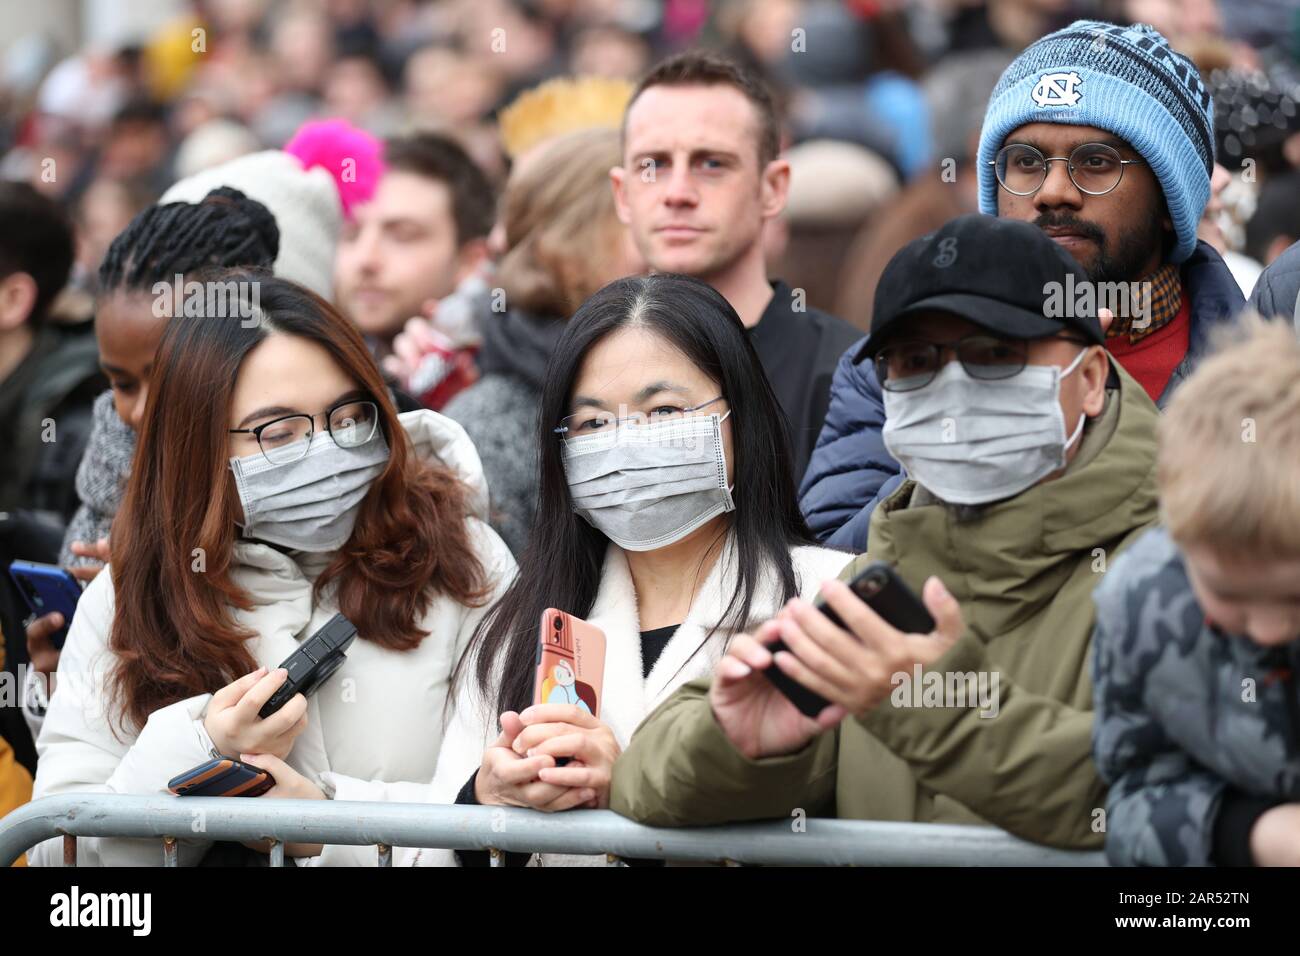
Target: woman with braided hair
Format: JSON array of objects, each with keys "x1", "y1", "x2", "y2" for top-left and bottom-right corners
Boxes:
[{"x1": 22, "y1": 187, "x2": 281, "y2": 735}]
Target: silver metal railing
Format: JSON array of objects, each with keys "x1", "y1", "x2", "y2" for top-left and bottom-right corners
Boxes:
[{"x1": 0, "y1": 794, "x2": 1107, "y2": 867}]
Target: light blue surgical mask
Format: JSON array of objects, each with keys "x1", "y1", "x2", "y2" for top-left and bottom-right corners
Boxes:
[{"x1": 882, "y1": 348, "x2": 1090, "y2": 505}]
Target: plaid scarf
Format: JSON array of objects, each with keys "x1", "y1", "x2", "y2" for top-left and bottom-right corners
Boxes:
[{"x1": 1106, "y1": 262, "x2": 1182, "y2": 343}]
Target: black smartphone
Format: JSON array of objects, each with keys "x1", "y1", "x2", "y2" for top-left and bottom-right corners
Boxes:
[
  {"x1": 8, "y1": 560, "x2": 83, "y2": 650},
  {"x1": 168, "y1": 757, "x2": 275, "y2": 797},
  {"x1": 763, "y1": 561, "x2": 936, "y2": 718},
  {"x1": 258, "y1": 613, "x2": 358, "y2": 719}
]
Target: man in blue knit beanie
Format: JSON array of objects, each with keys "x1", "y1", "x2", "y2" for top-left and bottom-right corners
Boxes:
[
  {"x1": 799, "y1": 20, "x2": 1248, "y2": 554},
  {"x1": 976, "y1": 19, "x2": 1243, "y2": 406}
]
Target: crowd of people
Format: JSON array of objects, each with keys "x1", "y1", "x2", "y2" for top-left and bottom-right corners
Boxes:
[{"x1": 1, "y1": 0, "x2": 1299, "y2": 869}]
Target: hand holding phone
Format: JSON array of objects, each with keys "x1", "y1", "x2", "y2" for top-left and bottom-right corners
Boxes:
[
  {"x1": 8, "y1": 560, "x2": 82, "y2": 650},
  {"x1": 203, "y1": 668, "x2": 308, "y2": 762},
  {"x1": 532, "y1": 609, "x2": 607, "y2": 768},
  {"x1": 763, "y1": 562, "x2": 936, "y2": 718}
]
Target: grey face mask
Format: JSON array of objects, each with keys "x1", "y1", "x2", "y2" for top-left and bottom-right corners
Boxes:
[
  {"x1": 881, "y1": 349, "x2": 1088, "y2": 505},
  {"x1": 229, "y1": 430, "x2": 391, "y2": 552},
  {"x1": 561, "y1": 411, "x2": 735, "y2": 551}
]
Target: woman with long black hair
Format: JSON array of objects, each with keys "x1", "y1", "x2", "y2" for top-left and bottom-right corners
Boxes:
[{"x1": 267, "y1": 272, "x2": 853, "y2": 865}]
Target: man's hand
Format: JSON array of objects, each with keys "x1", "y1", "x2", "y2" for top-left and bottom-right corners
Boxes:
[
  {"x1": 769, "y1": 576, "x2": 965, "y2": 719},
  {"x1": 709, "y1": 619, "x2": 845, "y2": 760}
]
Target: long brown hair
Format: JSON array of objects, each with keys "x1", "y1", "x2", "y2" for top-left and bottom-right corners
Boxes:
[{"x1": 108, "y1": 270, "x2": 490, "y2": 731}]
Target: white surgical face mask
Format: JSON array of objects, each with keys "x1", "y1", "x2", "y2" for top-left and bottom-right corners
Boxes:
[
  {"x1": 229, "y1": 429, "x2": 391, "y2": 552},
  {"x1": 561, "y1": 411, "x2": 735, "y2": 551},
  {"x1": 881, "y1": 347, "x2": 1090, "y2": 505}
]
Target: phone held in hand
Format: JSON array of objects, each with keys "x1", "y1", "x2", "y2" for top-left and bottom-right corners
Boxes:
[
  {"x1": 258, "y1": 613, "x2": 358, "y2": 719},
  {"x1": 533, "y1": 610, "x2": 607, "y2": 765},
  {"x1": 8, "y1": 559, "x2": 83, "y2": 650},
  {"x1": 168, "y1": 757, "x2": 275, "y2": 797},
  {"x1": 763, "y1": 561, "x2": 936, "y2": 719}
]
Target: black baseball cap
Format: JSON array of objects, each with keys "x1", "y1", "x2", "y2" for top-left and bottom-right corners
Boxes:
[{"x1": 854, "y1": 214, "x2": 1106, "y2": 362}]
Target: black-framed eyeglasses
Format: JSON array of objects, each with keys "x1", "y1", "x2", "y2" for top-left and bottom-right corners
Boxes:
[
  {"x1": 991, "y1": 143, "x2": 1145, "y2": 197},
  {"x1": 875, "y1": 334, "x2": 1090, "y2": 392},
  {"x1": 554, "y1": 395, "x2": 727, "y2": 439},
  {"x1": 229, "y1": 398, "x2": 380, "y2": 464}
]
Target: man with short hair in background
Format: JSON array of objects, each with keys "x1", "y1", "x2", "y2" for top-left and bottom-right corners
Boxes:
[
  {"x1": 334, "y1": 132, "x2": 495, "y2": 361},
  {"x1": 611, "y1": 51, "x2": 863, "y2": 478}
]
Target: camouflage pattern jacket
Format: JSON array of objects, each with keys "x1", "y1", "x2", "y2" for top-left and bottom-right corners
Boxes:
[{"x1": 1092, "y1": 526, "x2": 1300, "y2": 866}]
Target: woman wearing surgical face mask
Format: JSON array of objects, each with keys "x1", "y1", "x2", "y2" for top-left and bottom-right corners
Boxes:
[
  {"x1": 26, "y1": 271, "x2": 517, "y2": 867},
  {"x1": 271, "y1": 273, "x2": 854, "y2": 866}
]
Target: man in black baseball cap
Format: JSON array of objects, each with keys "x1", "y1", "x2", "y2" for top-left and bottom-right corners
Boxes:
[
  {"x1": 856, "y1": 214, "x2": 1118, "y2": 511},
  {"x1": 610, "y1": 213, "x2": 1163, "y2": 850},
  {"x1": 857, "y1": 214, "x2": 1105, "y2": 361}
]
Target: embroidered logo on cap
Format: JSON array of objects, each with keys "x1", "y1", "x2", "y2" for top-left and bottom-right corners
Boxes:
[
  {"x1": 1031, "y1": 71, "x2": 1083, "y2": 107},
  {"x1": 932, "y1": 236, "x2": 958, "y2": 269}
]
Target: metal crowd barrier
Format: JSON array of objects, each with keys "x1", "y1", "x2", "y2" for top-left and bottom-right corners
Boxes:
[{"x1": 1, "y1": 794, "x2": 1106, "y2": 866}]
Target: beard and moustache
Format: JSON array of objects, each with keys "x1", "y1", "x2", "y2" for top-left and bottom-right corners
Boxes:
[{"x1": 1033, "y1": 202, "x2": 1167, "y2": 283}]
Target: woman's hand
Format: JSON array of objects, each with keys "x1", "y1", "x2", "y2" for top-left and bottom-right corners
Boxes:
[
  {"x1": 68, "y1": 537, "x2": 111, "y2": 584},
  {"x1": 236, "y1": 753, "x2": 326, "y2": 858},
  {"x1": 203, "y1": 667, "x2": 307, "y2": 761},
  {"x1": 513, "y1": 703, "x2": 622, "y2": 809},
  {"x1": 474, "y1": 711, "x2": 597, "y2": 812},
  {"x1": 240, "y1": 752, "x2": 326, "y2": 801}
]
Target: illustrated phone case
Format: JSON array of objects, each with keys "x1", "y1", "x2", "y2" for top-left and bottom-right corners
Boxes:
[
  {"x1": 167, "y1": 758, "x2": 275, "y2": 797},
  {"x1": 534, "y1": 609, "x2": 607, "y2": 719}
]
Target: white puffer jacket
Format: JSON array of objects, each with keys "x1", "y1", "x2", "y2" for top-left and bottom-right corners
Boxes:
[
  {"x1": 316, "y1": 537, "x2": 855, "y2": 866},
  {"x1": 27, "y1": 410, "x2": 517, "y2": 866}
]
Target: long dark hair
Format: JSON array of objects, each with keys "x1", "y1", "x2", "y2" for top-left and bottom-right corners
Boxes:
[
  {"x1": 455, "y1": 273, "x2": 816, "y2": 717},
  {"x1": 110, "y1": 270, "x2": 489, "y2": 731}
]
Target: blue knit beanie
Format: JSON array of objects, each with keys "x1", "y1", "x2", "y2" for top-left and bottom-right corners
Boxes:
[{"x1": 977, "y1": 20, "x2": 1215, "y2": 264}]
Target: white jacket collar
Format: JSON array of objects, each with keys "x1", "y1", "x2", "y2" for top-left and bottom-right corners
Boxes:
[
  {"x1": 586, "y1": 533, "x2": 801, "y2": 745},
  {"x1": 397, "y1": 408, "x2": 490, "y2": 521}
]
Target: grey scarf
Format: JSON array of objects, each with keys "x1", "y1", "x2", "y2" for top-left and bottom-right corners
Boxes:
[{"x1": 59, "y1": 390, "x2": 136, "y2": 566}]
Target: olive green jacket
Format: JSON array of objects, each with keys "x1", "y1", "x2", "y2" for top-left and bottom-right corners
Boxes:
[{"x1": 611, "y1": 362, "x2": 1160, "y2": 849}]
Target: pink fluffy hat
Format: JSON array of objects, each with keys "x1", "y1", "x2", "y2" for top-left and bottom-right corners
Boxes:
[{"x1": 161, "y1": 119, "x2": 385, "y2": 299}]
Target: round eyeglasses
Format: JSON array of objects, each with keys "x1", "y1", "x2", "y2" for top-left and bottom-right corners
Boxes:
[
  {"x1": 229, "y1": 398, "x2": 380, "y2": 464},
  {"x1": 554, "y1": 396, "x2": 727, "y2": 439},
  {"x1": 991, "y1": 143, "x2": 1145, "y2": 197},
  {"x1": 874, "y1": 335, "x2": 1090, "y2": 392}
]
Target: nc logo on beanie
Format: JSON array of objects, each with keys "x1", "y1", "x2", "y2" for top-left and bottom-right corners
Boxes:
[
  {"x1": 977, "y1": 20, "x2": 1215, "y2": 265},
  {"x1": 1031, "y1": 72, "x2": 1083, "y2": 107}
]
